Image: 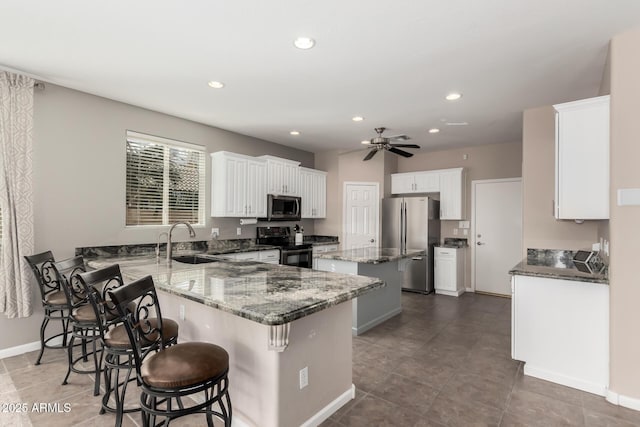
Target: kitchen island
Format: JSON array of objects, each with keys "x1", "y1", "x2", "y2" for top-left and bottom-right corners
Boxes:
[
  {"x1": 510, "y1": 249, "x2": 609, "y2": 396},
  {"x1": 87, "y1": 255, "x2": 384, "y2": 427},
  {"x1": 314, "y1": 247, "x2": 425, "y2": 335}
]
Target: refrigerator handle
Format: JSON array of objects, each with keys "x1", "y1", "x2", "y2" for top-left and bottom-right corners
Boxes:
[{"x1": 403, "y1": 202, "x2": 408, "y2": 252}]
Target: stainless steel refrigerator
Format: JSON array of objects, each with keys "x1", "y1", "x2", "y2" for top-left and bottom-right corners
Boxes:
[{"x1": 382, "y1": 197, "x2": 440, "y2": 293}]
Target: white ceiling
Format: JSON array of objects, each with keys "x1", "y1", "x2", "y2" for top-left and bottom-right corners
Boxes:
[{"x1": 1, "y1": 1, "x2": 639, "y2": 155}]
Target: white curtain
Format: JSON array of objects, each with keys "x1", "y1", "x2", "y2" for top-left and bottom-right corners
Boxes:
[{"x1": 0, "y1": 72, "x2": 35, "y2": 318}]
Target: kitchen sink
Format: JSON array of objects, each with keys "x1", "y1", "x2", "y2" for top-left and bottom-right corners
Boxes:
[{"x1": 172, "y1": 255, "x2": 219, "y2": 264}]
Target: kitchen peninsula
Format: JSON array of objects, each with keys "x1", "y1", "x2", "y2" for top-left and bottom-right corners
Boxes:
[
  {"x1": 87, "y1": 255, "x2": 383, "y2": 427},
  {"x1": 314, "y1": 247, "x2": 426, "y2": 335}
]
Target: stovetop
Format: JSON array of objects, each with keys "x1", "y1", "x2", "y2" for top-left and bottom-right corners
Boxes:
[{"x1": 256, "y1": 226, "x2": 312, "y2": 250}]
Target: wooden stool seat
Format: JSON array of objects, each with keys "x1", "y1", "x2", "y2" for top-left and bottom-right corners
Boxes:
[{"x1": 142, "y1": 342, "x2": 228, "y2": 389}]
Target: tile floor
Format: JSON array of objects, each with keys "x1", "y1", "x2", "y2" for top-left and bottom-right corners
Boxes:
[{"x1": 1, "y1": 292, "x2": 639, "y2": 426}]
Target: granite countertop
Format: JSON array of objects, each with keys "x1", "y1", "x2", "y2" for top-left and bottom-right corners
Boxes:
[
  {"x1": 509, "y1": 249, "x2": 608, "y2": 284},
  {"x1": 87, "y1": 255, "x2": 384, "y2": 325},
  {"x1": 314, "y1": 247, "x2": 425, "y2": 264}
]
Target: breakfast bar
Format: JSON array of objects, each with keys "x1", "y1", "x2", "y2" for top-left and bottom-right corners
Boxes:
[{"x1": 87, "y1": 255, "x2": 384, "y2": 427}]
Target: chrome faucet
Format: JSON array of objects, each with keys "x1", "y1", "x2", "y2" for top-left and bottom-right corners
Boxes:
[
  {"x1": 166, "y1": 222, "x2": 196, "y2": 265},
  {"x1": 156, "y1": 232, "x2": 168, "y2": 260}
]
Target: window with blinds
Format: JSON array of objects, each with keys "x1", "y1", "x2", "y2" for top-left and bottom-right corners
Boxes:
[{"x1": 126, "y1": 131, "x2": 206, "y2": 226}]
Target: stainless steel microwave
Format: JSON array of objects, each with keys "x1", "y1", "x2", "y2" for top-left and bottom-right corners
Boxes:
[{"x1": 262, "y1": 194, "x2": 301, "y2": 221}]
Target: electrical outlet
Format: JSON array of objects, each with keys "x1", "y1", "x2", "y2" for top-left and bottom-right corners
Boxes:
[
  {"x1": 453, "y1": 228, "x2": 458, "y2": 235},
  {"x1": 236, "y1": 227, "x2": 242, "y2": 236},
  {"x1": 299, "y1": 367, "x2": 308, "y2": 389},
  {"x1": 179, "y1": 305, "x2": 185, "y2": 321},
  {"x1": 211, "y1": 228, "x2": 219, "y2": 238}
]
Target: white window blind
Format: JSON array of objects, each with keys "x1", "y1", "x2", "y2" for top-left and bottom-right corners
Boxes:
[{"x1": 126, "y1": 131, "x2": 206, "y2": 226}]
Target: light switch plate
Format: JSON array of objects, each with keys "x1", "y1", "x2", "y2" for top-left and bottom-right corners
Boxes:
[{"x1": 617, "y1": 188, "x2": 640, "y2": 206}]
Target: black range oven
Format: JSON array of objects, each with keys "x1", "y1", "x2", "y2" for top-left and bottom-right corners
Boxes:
[{"x1": 256, "y1": 226, "x2": 313, "y2": 268}]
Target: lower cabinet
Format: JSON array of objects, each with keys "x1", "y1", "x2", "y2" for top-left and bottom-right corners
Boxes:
[
  {"x1": 511, "y1": 274, "x2": 609, "y2": 396},
  {"x1": 312, "y1": 244, "x2": 339, "y2": 269},
  {"x1": 434, "y1": 247, "x2": 464, "y2": 296},
  {"x1": 225, "y1": 250, "x2": 280, "y2": 264}
]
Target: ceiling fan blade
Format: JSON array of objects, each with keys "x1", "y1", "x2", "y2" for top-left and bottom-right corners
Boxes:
[
  {"x1": 390, "y1": 143, "x2": 420, "y2": 149},
  {"x1": 388, "y1": 147, "x2": 414, "y2": 158},
  {"x1": 363, "y1": 149, "x2": 378, "y2": 161},
  {"x1": 388, "y1": 134, "x2": 411, "y2": 142}
]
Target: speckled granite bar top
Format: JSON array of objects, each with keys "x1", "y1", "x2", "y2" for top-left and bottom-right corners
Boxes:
[
  {"x1": 314, "y1": 247, "x2": 425, "y2": 264},
  {"x1": 509, "y1": 249, "x2": 608, "y2": 284},
  {"x1": 87, "y1": 256, "x2": 385, "y2": 325}
]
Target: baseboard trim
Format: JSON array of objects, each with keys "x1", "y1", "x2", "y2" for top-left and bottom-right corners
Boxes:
[
  {"x1": 301, "y1": 384, "x2": 356, "y2": 427},
  {"x1": 606, "y1": 390, "x2": 640, "y2": 412},
  {"x1": 0, "y1": 335, "x2": 67, "y2": 360},
  {"x1": 523, "y1": 364, "x2": 607, "y2": 396},
  {"x1": 352, "y1": 307, "x2": 402, "y2": 336},
  {"x1": 0, "y1": 340, "x2": 42, "y2": 359}
]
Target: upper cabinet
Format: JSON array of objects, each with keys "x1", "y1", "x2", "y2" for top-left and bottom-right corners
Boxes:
[
  {"x1": 391, "y1": 171, "x2": 440, "y2": 194},
  {"x1": 260, "y1": 155, "x2": 301, "y2": 196},
  {"x1": 554, "y1": 95, "x2": 610, "y2": 220},
  {"x1": 439, "y1": 168, "x2": 466, "y2": 220},
  {"x1": 390, "y1": 168, "x2": 466, "y2": 220},
  {"x1": 211, "y1": 152, "x2": 267, "y2": 217},
  {"x1": 300, "y1": 167, "x2": 327, "y2": 219}
]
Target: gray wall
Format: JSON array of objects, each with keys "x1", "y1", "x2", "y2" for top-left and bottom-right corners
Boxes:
[{"x1": 1, "y1": 83, "x2": 314, "y2": 351}]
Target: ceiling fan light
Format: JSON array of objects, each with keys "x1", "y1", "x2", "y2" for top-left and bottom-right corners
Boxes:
[{"x1": 361, "y1": 140, "x2": 370, "y2": 144}]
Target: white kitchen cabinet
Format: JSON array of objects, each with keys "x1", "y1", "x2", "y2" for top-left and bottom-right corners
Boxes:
[
  {"x1": 391, "y1": 171, "x2": 440, "y2": 194},
  {"x1": 511, "y1": 274, "x2": 609, "y2": 396},
  {"x1": 259, "y1": 249, "x2": 280, "y2": 264},
  {"x1": 300, "y1": 167, "x2": 327, "y2": 219},
  {"x1": 226, "y1": 249, "x2": 280, "y2": 264},
  {"x1": 439, "y1": 168, "x2": 465, "y2": 220},
  {"x1": 434, "y1": 247, "x2": 464, "y2": 296},
  {"x1": 211, "y1": 152, "x2": 267, "y2": 217},
  {"x1": 554, "y1": 95, "x2": 610, "y2": 220},
  {"x1": 311, "y1": 243, "x2": 339, "y2": 269},
  {"x1": 260, "y1": 155, "x2": 301, "y2": 196}
]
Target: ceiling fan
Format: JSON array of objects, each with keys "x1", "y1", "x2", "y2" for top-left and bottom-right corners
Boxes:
[{"x1": 363, "y1": 127, "x2": 420, "y2": 161}]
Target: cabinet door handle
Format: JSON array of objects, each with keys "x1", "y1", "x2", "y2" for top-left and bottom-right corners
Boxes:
[{"x1": 477, "y1": 242, "x2": 485, "y2": 246}]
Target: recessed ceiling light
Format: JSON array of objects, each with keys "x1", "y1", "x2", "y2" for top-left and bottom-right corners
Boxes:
[
  {"x1": 290, "y1": 130, "x2": 300, "y2": 136},
  {"x1": 352, "y1": 116, "x2": 364, "y2": 122},
  {"x1": 293, "y1": 37, "x2": 315, "y2": 50},
  {"x1": 208, "y1": 81, "x2": 225, "y2": 89},
  {"x1": 445, "y1": 92, "x2": 462, "y2": 101},
  {"x1": 428, "y1": 128, "x2": 440, "y2": 134},
  {"x1": 361, "y1": 140, "x2": 371, "y2": 145}
]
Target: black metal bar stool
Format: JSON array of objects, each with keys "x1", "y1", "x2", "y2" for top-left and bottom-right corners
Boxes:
[
  {"x1": 51, "y1": 256, "x2": 104, "y2": 396},
  {"x1": 110, "y1": 275, "x2": 232, "y2": 427},
  {"x1": 25, "y1": 251, "x2": 72, "y2": 365},
  {"x1": 79, "y1": 265, "x2": 179, "y2": 427}
]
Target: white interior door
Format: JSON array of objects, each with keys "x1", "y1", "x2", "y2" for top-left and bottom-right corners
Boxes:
[
  {"x1": 343, "y1": 182, "x2": 379, "y2": 249},
  {"x1": 473, "y1": 178, "x2": 522, "y2": 296}
]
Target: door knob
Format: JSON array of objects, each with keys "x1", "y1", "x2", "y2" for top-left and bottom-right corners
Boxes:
[{"x1": 477, "y1": 242, "x2": 485, "y2": 245}]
